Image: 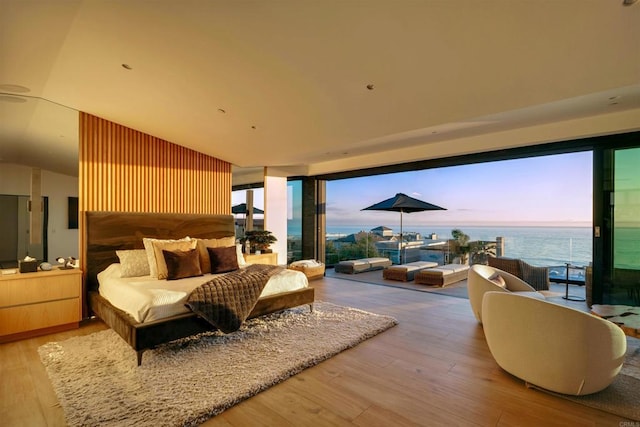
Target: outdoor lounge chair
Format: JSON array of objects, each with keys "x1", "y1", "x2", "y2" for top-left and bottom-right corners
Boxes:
[
  {"x1": 487, "y1": 256, "x2": 549, "y2": 291},
  {"x1": 414, "y1": 263, "x2": 470, "y2": 287},
  {"x1": 334, "y1": 257, "x2": 392, "y2": 274},
  {"x1": 383, "y1": 261, "x2": 438, "y2": 281}
]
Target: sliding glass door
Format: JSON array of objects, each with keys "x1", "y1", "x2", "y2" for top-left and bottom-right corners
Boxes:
[{"x1": 599, "y1": 146, "x2": 640, "y2": 305}]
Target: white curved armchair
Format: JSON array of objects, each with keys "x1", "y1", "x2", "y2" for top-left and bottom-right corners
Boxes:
[
  {"x1": 468, "y1": 264, "x2": 545, "y2": 323},
  {"x1": 482, "y1": 292, "x2": 627, "y2": 395}
]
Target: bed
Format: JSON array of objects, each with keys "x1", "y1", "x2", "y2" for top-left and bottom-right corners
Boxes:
[{"x1": 84, "y1": 211, "x2": 315, "y2": 365}]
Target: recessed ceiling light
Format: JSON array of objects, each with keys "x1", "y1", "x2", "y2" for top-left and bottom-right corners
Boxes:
[
  {"x1": 623, "y1": 0, "x2": 638, "y2": 6},
  {"x1": 218, "y1": 108, "x2": 226, "y2": 113},
  {"x1": 0, "y1": 84, "x2": 30, "y2": 93},
  {"x1": 366, "y1": 84, "x2": 374, "y2": 91},
  {"x1": 121, "y1": 64, "x2": 132, "y2": 70},
  {"x1": 251, "y1": 125, "x2": 256, "y2": 129}
]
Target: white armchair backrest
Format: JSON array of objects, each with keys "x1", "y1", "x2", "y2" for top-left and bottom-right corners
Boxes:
[{"x1": 468, "y1": 265, "x2": 538, "y2": 323}]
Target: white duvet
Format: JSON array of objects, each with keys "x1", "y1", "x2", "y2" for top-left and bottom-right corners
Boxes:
[{"x1": 97, "y1": 264, "x2": 309, "y2": 323}]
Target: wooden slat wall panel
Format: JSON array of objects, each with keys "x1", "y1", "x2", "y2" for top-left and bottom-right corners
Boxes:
[{"x1": 78, "y1": 112, "x2": 231, "y2": 214}]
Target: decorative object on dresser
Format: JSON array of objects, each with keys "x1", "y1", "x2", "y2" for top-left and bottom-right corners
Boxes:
[
  {"x1": 0, "y1": 268, "x2": 82, "y2": 343},
  {"x1": 84, "y1": 211, "x2": 314, "y2": 365},
  {"x1": 18, "y1": 256, "x2": 38, "y2": 273},
  {"x1": 39, "y1": 302, "x2": 398, "y2": 427}
]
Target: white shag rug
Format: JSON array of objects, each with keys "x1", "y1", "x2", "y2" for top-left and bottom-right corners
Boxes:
[{"x1": 39, "y1": 302, "x2": 397, "y2": 427}]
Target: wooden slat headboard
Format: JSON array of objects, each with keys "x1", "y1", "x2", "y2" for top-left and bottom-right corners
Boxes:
[{"x1": 83, "y1": 211, "x2": 235, "y2": 293}]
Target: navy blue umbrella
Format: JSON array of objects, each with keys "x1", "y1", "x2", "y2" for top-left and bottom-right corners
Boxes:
[
  {"x1": 362, "y1": 193, "x2": 446, "y2": 263},
  {"x1": 231, "y1": 203, "x2": 264, "y2": 214}
]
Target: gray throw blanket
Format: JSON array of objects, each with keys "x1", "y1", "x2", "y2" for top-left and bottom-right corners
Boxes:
[{"x1": 186, "y1": 264, "x2": 283, "y2": 333}]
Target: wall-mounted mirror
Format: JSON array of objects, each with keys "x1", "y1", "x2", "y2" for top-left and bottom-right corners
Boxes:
[{"x1": 0, "y1": 95, "x2": 79, "y2": 265}]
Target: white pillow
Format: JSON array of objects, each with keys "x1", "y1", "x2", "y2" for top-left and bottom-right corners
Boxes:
[
  {"x1": 115, "y1": 249, "x2": 150, "y2": 277},
  {"x1": 489, "y1": 272, "x2": 507, "y2": 288},
  {"x1": 236, "y1": 243, "x2": 247, "y2": 267},
  {"x1": 142, "y1": 237, "x2": 191, "y2": 278}
]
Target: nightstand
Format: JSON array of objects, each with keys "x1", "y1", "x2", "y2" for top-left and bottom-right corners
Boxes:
[
  {"x1": 0, "y1": 268, "x2": 83, "y2": 343},
  {"x1": 243, "y1": 252, "x2": 278, "y2": 265}
]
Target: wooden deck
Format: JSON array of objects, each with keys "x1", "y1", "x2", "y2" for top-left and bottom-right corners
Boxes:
[{"x1": 0, "y1": 275, "x2": 627, "y2": 426}]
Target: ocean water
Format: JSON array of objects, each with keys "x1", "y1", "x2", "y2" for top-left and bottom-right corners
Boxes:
[{"x1": 305, "y1": 224, "x2": 592, "y2": 267}]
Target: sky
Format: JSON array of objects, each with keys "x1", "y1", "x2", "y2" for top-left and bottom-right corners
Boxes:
[{"x1": 233, "y1": 151, "x2": 594, "y2": 228}]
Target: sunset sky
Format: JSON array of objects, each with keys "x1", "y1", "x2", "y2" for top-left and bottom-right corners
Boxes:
[{"x1": 233, "y1": 151, "x2": 593, "y2": 228}]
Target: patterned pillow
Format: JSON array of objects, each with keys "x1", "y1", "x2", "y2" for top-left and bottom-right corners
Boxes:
[
  {"x1": 116, "y1": 249, "x2": 150, "y2": 278},
  {"x1": 195, "y1": 237, "x2": 237, "y2": 274},
  {"x1": 162, "y1": 249, "x2": 202, "y2": 280},
  {"x1": 207, "y1": 246, "x2": 239, "y2": 274}
]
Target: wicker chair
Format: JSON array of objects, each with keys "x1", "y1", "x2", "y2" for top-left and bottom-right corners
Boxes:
[{"x1": 487, "y1": 256, "x2": 549, "y2": 291}]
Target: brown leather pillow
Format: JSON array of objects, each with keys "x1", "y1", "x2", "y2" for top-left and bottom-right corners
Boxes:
[
  {"x1": 207, "y1": 246, "x2": 239, "y2": 274},
  {"x1": 162, "y1": 249, "x2": 203, "y2": 280}
]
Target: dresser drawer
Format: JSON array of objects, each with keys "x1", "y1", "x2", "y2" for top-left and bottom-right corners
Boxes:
[
  {"x1": 0, "y1": 298, "x2": 80, "y2": 335},
  {"x1": 0, "y1": 269, "x2": 83, "y2": 341},
  {"x1": 0, "y1": 270, "x2": 81, "y2": 307}
]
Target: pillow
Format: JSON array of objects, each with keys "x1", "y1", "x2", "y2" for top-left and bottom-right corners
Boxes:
[
  {"x1": 195, "y1": 237, "x2": 237, "y2": 273},
  {"x1": 115, "y1": 249, "x2": 150, "y2": 278},
  {"x1": 162, "y1": 248, "x2": 202, "y2": 280},
  {"x1": 207, "y1": 246, "x2": 239, "y2": 274},
  {"x1": 143, "y1": 237, "x2": 192, "y2": 278},
  {"x1": 489, "y1": 273, "x2": 507, "y2": 288},
  {"x1": 236, "y1": 243, "x2": 247, "y2": 267}
]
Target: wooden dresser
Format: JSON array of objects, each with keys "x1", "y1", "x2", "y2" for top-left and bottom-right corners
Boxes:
[
  {"x1": 243, "y1": 252, "x2": 278, "y2": 265},
  {"x1": 0, "y1": 268, "x2": 83, "y2": 343}
]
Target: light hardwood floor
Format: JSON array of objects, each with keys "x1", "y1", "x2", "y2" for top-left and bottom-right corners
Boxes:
[{"x1": 0, "y1": 276, "x2": 628, "y2": 426}]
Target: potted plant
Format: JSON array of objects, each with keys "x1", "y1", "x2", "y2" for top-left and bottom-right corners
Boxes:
[{"x1": 240, "y1": 230, "x2": 277, "y2": 254}]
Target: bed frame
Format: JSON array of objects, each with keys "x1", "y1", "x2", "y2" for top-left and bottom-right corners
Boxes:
[{"x1": 84, "y1": 211, "x2": 314, "y2": 365}]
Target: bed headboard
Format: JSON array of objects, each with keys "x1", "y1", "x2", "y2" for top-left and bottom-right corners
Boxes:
[{"x1": 83, "y1": 211, "x2": 235, "y2": 293}]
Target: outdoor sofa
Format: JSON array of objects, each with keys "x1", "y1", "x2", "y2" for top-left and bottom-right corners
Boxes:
[{"x1": 334, "y1": 257, "x2": 392, "y2": 274}]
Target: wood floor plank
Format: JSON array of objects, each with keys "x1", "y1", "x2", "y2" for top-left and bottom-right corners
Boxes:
[{"x1": 0, "y1": 274, "x2": 632, "y2": 426}]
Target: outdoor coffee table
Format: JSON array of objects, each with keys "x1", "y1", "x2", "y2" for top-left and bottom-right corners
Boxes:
[{"x1": 591, "y1": 304, "x2": 640, "y2": 338}]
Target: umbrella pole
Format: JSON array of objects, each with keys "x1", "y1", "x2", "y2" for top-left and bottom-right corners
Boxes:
[{"x1": 400, "y1": 210, "x2": 403, "y2": 264}]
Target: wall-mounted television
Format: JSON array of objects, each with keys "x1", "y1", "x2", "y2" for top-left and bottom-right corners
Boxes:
[{"x1": 68, "y1": 197, "x2": 78, "y2": 229}]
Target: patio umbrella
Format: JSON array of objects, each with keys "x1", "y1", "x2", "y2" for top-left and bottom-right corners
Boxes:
[
  {"x1": 231, "y1": 203, "x2": 264, "y2": 215},
  {"x1": 362, "y1": 193, "x2": 446, "y2": 263},
  {"x1": 232, "y1": 203, "x2": 264, "y2": 234}
]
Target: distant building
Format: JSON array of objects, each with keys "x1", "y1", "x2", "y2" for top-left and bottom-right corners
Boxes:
[
  {"x1": 333, "y1": 231, "x2": 385, "y2": 249},
  {"x1": 371, "y1": 226, "x2": 393, "y2": 237}
]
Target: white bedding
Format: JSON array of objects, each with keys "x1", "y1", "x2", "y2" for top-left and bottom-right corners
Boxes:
[{"x1": 97, "y1": 263, "x2": 309, "y2": 323}]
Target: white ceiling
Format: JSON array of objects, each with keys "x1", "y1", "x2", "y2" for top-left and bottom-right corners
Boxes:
[{"x1": 1, "y1": 0, "x2": 639, "y2": 179}]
